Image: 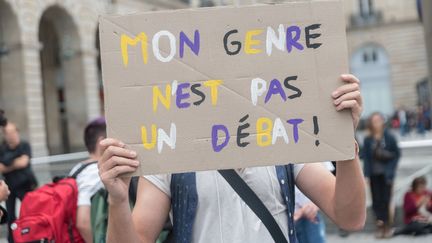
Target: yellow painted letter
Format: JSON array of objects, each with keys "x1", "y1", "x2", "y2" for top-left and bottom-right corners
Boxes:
[
  {"x1": 153, "y1": 85, "x2": 171, "y2": 112},
  {"x1": 141, "y1": 124, "x2": 157, "y2": 149},
  {"x1": 203, "y1": 80, "x2": 223, "y2": 105},
  {"x1": 256, "y1": 117, "x2": 273, "y2": 147},
  {"x1": 245, "y1": 30, "x2": 263, "y2": 54},
  {"x1": 121, "y1": 33, "x2": 148, "y2": 67}
]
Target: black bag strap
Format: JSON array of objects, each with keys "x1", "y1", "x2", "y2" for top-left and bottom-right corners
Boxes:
[
  {"x1": 218, "y1": 169, "x2": 288, "y2": 243},
  {"x1": 71, "y1": 161, "x2": 97, "y2": 179}
]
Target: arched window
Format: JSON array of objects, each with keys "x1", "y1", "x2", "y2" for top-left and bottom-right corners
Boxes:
[
  {"x1": 39, "y1": 6, "x2": 86, "y2": 154},
  {"x1": 351, "y1": 44, "x2": 393, "y2": 118},
  {"x1": 0, "y1": 0, "x2": 26, "y2": 131}
]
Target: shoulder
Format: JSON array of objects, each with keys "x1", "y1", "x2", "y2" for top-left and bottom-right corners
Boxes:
[
  {"x1": 292, "y1": 163, "x2": 304, "y2": 179},
  {"x1": 384, "y1": 130, "x2": 397, "y2": 141},
  {"x1": 69, "y1": 163, "x2": 83, "y2": 176},
  {"x1": 404, "y1": 191, "x2": 414, "y2": 200},
  {"x1": 71, "y1": 162, "x2": 99, "y2": 181},
  {"x1": 20, "y1": 140, "x2": 30, "y2": 146},
  {"x1": 74, "y1": 162, "x2": 103, "y2": 206},
  {"x1": 19, "y1": 140, "x2": 31, "y2": 150},
  {"x1": 143, "y1": 174, "x2": 172, "y2": 198},
  {"x1": 79, "y1": 162, "x2": 99, "y2": 176}
]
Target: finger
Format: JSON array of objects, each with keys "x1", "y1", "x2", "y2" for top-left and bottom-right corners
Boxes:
[
  {"x1": 306, "y1": 214, "x2": 315, "y2": 221},
  {"x1": 334, "y1": 90, "x2": 362, "y2": 106},
  {"x1": 102, "y1": 165, "x2": 137, "y2": 180},
  {"x1": 304, "y1": 207, "x2": 312, "y2": 216},
  {"x1": 100, "y1": 138, "x2": 125, "y2": 151},
  {"x1": 332, "y1": 83, "x2": 360, "y2": 99},
  {"x1": 340, "y1": 74, "x2": 360, "y2": 84},
  {"x1": 336, "y1": 100, "x2": 361, "y2": 114},
  {"x1": 101, "y1": 156, "x2": 139, "y2": 172},
  {"x1": 100, "y1": 145, "x2": 137, "y2": 166}
]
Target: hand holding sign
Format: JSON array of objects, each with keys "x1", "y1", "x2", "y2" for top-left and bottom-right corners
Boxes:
[
  {"x1": 333, "y1": 74, "x2": 363, "y2": 130},
  {"x1": 99, "y1": 1, "x2": 355, "y2": 176},
  {"x1": 98, "y1": 138, "x2": 138, "y2": 204}
]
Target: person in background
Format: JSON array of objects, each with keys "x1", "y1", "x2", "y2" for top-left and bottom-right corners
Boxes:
[
  {"x1": 294, "y1": 162, "x2": 334, "y2": 243},
  {"x1": 294, "y1": 189, "x2": 325, "y2": 243},
  {"x1": 363, "y1": 112, "x2": 401, "y2": 238},
  {"x1": 424, "y1": 103, "x2": 431, "y2": 131},
  {"x1": 396, "y1": 176, "x2": 432, "y2": 236},
  {"x1": 0, "y1": 122, "x2": 38, "y2": 243},
  {"x1": 416, "y1": 105, "x2": 426, "y2": 135},
  {"x1": 397, "y1": 107, "x2": 408, "y2": 136},
  {"x1": 69, "y1": 118, "x2": 106, "y2": 243}
]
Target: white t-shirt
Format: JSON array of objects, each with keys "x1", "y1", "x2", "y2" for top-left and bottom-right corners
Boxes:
[
  {"x1": 69, "y1": 162, "x2": 104, "y2": 206},
  {"x1": 145, "y1": 165, "x2": 304, "y2": 243}
]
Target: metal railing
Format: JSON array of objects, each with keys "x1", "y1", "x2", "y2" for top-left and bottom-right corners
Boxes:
[
  {"x1": 30, "y1": 139, "x2": 432, "y2": 188},
  {"x1": 32, "y1": 151, "x2": 89, "y2": 165},
  {"x1": 31, "y1": 151, "x2": 90, "y2": 185}
]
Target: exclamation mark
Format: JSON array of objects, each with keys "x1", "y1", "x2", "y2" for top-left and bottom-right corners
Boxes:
[{"x1": 313, "y1": 116, "x2": 320, "y2": 146}]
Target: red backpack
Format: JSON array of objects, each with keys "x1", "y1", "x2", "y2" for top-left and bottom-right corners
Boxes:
[{"x1": 11, "y1": 162, "x2": 96, "y2": 243}]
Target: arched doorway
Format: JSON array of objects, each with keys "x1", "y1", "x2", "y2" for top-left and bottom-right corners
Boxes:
[
  {"x1": 351, "y1": 44, "x2": 393, "y2": 118},
  {"x1": 0, "y1": 1, "x2": 26, "y2": 131},
  {"x1": 39, "y1": 6, "x2": 86, "y2": 154}
]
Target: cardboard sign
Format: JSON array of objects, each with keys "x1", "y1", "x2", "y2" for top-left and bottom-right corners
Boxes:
[{"x1": 99, "y1": 1, "x2": 354, "y2": 176}]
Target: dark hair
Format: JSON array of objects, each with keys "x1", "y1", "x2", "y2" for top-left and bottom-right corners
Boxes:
[
  {"x1": 411, "y1": 176, "x2": 427, "y2": 191},
  {"x1": 84, "y1": 117, "x2": 106, "y2": 153},
  {"x1": 366, "y1": 112, "x2": 384, "y2": 134},
  {"x1": 0, "y1": 109, "x2": 7, "y2": 127}
]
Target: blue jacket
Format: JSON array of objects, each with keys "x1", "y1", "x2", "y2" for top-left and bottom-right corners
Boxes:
[
  {"x1": 170, "y1": 165, "x2": 297, "y2": 243},
  {"x1": 362, "y1": 130, "x2": 401, "y2": 183}
]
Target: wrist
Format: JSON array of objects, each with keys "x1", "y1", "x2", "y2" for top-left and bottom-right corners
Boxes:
[{"x1": 108, "y1": 194, "x2": 129, "y2": 206}]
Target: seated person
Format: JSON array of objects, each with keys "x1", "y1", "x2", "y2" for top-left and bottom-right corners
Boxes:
[{"x1": 397, "y1": 176, "x2": 432, "y2": 236}]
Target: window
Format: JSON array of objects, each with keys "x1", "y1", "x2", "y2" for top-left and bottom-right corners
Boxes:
[
  {"x1": 359, "y1": 0, "x2": 374, "y2": 19},
  {"x1": 351, "y1": 44, "x2": 393, "y2": 117},
  {"x1": 200, "y1": 0, "x2": 215, "y2": 7},
  {"x1": 362, "y1": 48, "x2": 379, "y2": 64}
]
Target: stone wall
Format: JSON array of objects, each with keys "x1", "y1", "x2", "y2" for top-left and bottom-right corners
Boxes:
[{"x1": 0, "y1": 0, "x2": 188, "y2": 156}]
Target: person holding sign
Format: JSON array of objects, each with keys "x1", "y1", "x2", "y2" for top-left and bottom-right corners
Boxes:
[{"x1": 97, "y1": 74, "x2": 365, "y2": 243}]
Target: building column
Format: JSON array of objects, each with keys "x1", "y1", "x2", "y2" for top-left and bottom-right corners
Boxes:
[
  {"x1": 21, "y1": 39, "x2": 49, "y2": 157},
  {"x1": 81, "y1": 48, "x2": 102, "y2": 120},
  {"x1": 190, "y1": 0, "x2": 200, "y2": 8},
  {"x1": 422, "y1": 0, "x2": 432, "y2": 107}
]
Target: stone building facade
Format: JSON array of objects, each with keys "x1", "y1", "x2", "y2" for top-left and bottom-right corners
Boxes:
[
  {"x1": 0, "y1": 0, "x2": 189, "y2": 156},
  {"x1": 343, "y1": 0, "x2": 427, "y2": 118},
  {"x1": 422, "y1": 0, "x2": 432, "y2": 102},
  {"x1": 0, "y1": 0, "x2": 427, "y2": 156}
]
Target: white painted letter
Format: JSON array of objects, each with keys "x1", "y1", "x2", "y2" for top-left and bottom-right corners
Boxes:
[
  {"x1": 266, "y1": 24, "x2": 285, "y2": 56},
  {"x1": 251, "y1": 78, "x2": 267, "y2": 106},
  {"x1": 152, "y1": 30, "x2": 176, "y2": 62},
  {"x1": 171, "y1": 80, "x2": 178, "y2": 96},
  {"x1": 157, "y1": 123, "x2": 177, "y2": 153},
  {"x1": 272, "y1": 118, "x2": 289, "y2": 145}
]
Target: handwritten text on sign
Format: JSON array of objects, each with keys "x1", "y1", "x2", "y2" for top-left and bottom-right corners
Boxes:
[{"x1": 100, "y1": 1, "x2": 355, "y2": 175}]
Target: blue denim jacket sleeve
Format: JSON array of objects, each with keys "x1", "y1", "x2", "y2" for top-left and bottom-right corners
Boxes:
[{"x1": 171, "y1": 173, "x2": 198, "y2": 243}]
